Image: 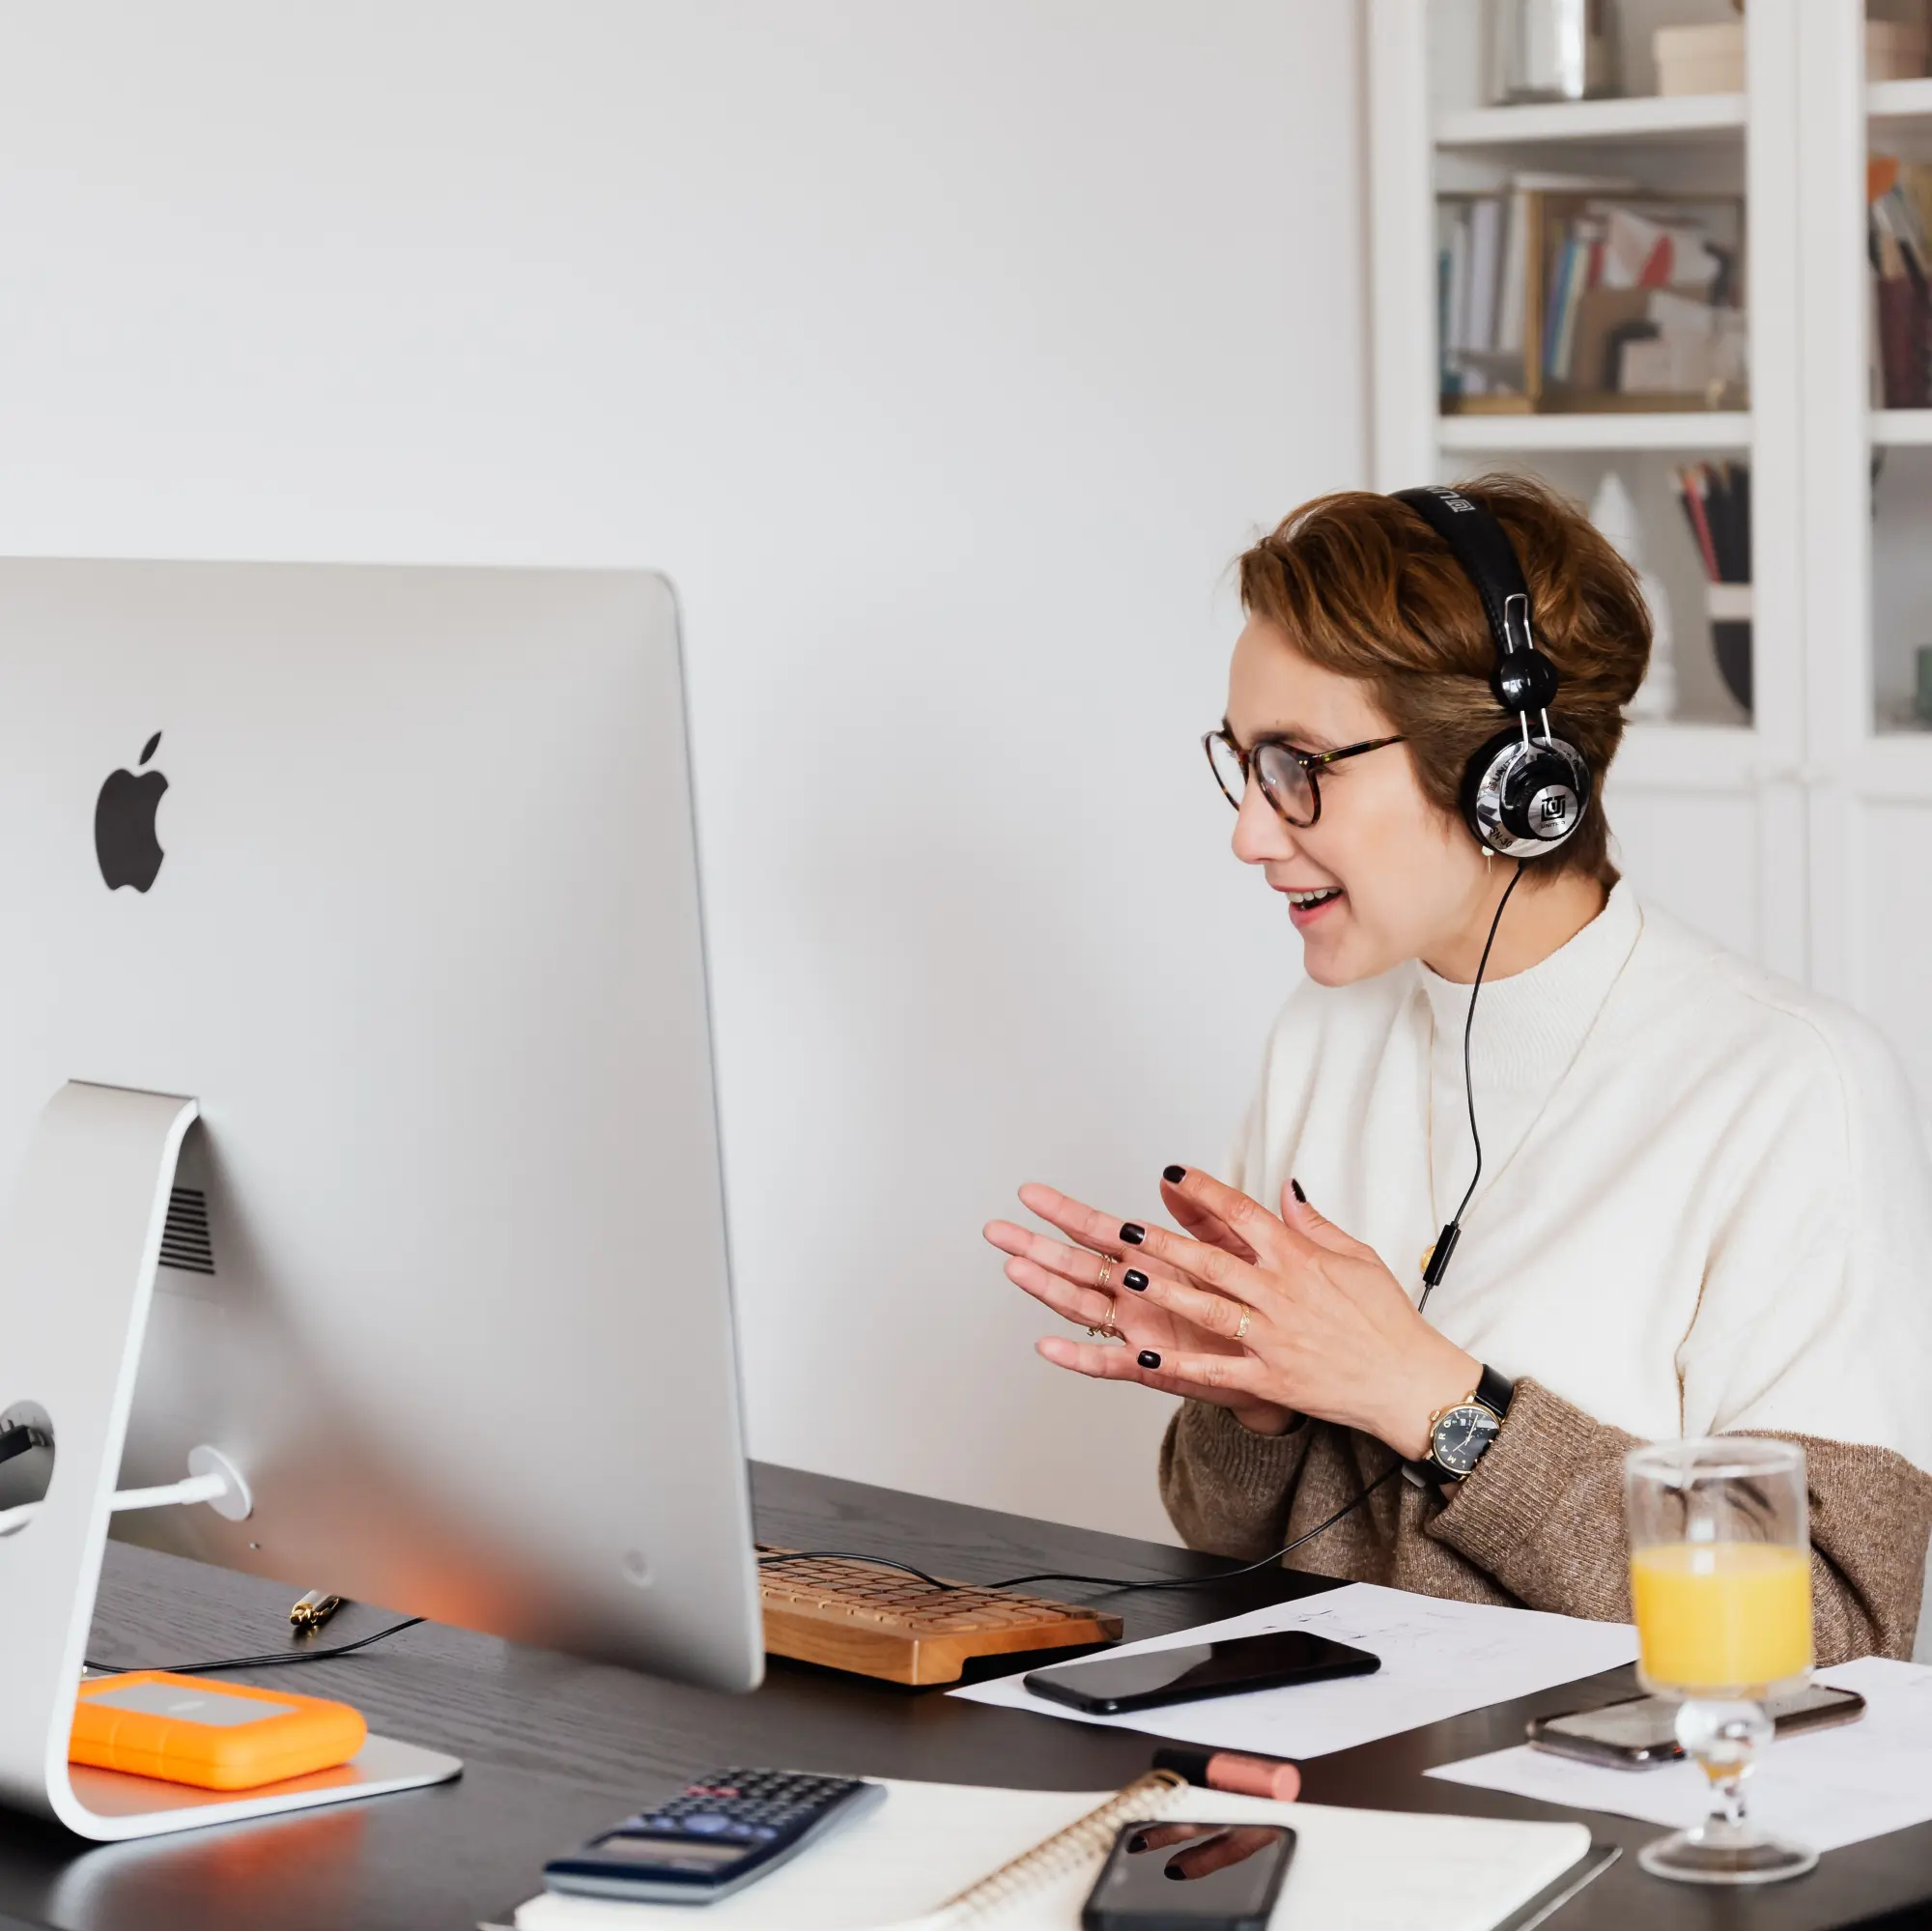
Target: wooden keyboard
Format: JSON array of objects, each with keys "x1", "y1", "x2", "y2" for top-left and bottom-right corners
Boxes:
[{"x1": 756, "y1": 1546, "x2": 1123, "y2": 1686}]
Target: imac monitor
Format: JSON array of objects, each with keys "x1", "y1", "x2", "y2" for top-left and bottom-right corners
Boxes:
[{"x1": 0, "y1": 559, "x2": 762, "y2": 1693}]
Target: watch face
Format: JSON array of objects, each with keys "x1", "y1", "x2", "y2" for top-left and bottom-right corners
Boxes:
[{"x1": 1431, "y1": 1403, "x2": 1500, "y2": 1477}]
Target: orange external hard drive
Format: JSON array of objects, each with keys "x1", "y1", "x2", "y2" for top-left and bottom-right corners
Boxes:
[{"x1": 71, "y1": 1671, "x2": 368, "y2": 1790}]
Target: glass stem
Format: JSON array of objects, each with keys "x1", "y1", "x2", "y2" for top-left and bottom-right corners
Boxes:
[{"x1": 1677, "y1": 1699, "x2": 1772, "y2": 1842}]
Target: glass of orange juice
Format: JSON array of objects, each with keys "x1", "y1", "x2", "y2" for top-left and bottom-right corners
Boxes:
[{"x1": 1624, "y1": 1438, "x2": 1816, "y2": 1885}]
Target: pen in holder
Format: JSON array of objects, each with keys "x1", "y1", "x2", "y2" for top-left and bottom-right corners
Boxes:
[{"x1": 1708, "y1": 582, "x2": 1752, "y2": 717}]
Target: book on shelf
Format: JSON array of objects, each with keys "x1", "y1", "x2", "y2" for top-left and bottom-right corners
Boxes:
[
  {"x1": 1438, "y1": 181, "x2": 1747, "y2": 416},
  {"x1": 1869, "y1": 154, "x2": 1932, "y2": 411}
]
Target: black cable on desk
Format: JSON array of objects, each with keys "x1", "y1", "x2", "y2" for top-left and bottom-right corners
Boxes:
[
  {"x1": 756, "y1": 1548, "x2": 958, "y2": 1591},
  {"x1": 85, "y1": 1465, "x2": 1397, "y2": 1681},
  {"x1": 757, "y1": 1462, "x2": 1404, "y2": 1601},
  {"x1": 983, "y1": 1462, "x2": 1403, "y2": 1595},
  {"x1": 85, "y1": 1615, "x2": 425, "y2": 1679}
]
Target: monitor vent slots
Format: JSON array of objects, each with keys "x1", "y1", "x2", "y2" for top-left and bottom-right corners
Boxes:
[{"x1": 159, "y1": 1187, "x2": 216, "y2": 1275}]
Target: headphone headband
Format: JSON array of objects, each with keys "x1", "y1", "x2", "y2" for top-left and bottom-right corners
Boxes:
[
  {"x1": 1392, "y1": 485, "x2": 1533, "y2": 655},
  {"x1": 1388, "y1": 484, "x2": 1589, "y2": 859}
]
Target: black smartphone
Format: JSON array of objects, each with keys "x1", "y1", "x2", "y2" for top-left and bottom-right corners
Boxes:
[
  {"x1": 1025, "y1": 1630, "x2": 1378, "y2": 1716},
  {"x1": 1527, "y1": 1683, "x2": 1866, "y2": 1769},
  {"x1": 1081, "y1": 1819, "x2": 1295, "y2": 1931}
]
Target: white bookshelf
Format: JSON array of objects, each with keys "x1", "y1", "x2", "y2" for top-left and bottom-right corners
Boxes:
[
  {"x1": 1438, "y1": 411, "x2": 1752, "y2": 452},
  {"x1": 1874, "y1": 408, "x2": 1932, "y2": 443},
  {"x1": 1435, "y1": 91, "x2": 1745, "y2": 148},
  {"x1": 1368, "y1": 0, "x2": 1932, "y2": 1115},
  {"x1": 1867, "y1": 73, "x2": 1932, "y2": 124}
]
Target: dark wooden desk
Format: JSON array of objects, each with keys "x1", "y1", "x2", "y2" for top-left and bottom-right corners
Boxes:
[{"x1": 0, "y1": 1463, "x2": 1925, "y2": 1931}]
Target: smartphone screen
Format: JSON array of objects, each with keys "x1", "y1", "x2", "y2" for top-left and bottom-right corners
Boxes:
[
  {"x1": 1026, "y1": 1630, "x2": 1378, "y2": 1716},
  {"x1": 1082, "y1": 1821, "x2": 1294, "y2": 1929}
]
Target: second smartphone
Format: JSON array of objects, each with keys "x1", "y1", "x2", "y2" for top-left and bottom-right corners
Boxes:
[
  {"x1": 1528, "y1": 1683, "x2": 1865, "y2": 1769},
  {"x1": 1026, "y1": 1630, "x2": 1378, "y2": 1717}
]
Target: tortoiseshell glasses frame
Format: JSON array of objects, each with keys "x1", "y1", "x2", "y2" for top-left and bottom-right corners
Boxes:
[{"x1": 1203, "y1": 727, "x2": 1406, "y2": 829}]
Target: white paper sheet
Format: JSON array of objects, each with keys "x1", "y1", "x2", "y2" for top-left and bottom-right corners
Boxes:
[
  {"x1": 1429, "y1": 1656, "x2": 1932, "y2": 1855},
  {"x1": 952, "y1": 1581, "x2": 1637, "y2": 1759},
  {"x1": 508, "y1": 1781, "x2": 1591, "y2": 1931}
]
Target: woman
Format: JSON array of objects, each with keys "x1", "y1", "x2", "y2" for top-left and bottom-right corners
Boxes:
[{"x1": 984, "y1": 475, "x2": 1932, "y2": 1662}]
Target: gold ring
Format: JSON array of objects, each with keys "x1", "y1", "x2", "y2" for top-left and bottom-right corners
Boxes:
[
  {"x1": 1086, "y1": 1293, "x2": 1120, "y2": 1341},
  {"x1": 1234, "y1": 1308, "x2": 1252, "y2": 1342},
  {"x1": 1095, "y1": 1255, "x2": 1115, "y2": 1291}
]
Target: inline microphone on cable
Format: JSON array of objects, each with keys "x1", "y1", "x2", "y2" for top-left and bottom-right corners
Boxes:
[{"x1": 1421, "y1": 1221, "x2": 1463, "y2": 1297}]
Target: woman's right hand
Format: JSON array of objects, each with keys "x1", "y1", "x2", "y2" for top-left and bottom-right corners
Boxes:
[{"x1": 982, "y1": 1180, "x2": 1296, "y2": 1436}]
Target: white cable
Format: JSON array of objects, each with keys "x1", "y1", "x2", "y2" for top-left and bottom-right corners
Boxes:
[
  {"x1": 0, "y1": 1445, "x2": 251, "y2": 1536},
  {"x1": 104, "y1": 1471, "x2": 231, "y2": 1514}
]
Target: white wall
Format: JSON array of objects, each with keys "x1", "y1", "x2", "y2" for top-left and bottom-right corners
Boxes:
[{"x1": 0, "y1": 1, "x2": 1367, "y2": 1542}]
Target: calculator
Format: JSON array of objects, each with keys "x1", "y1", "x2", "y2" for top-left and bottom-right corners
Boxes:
[{"x1": 543, "y1": 1767, "x2": 888, "y2": 1904}]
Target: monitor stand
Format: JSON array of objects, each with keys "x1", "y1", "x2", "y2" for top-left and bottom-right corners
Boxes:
[{"x1": 0, "y1": 1081, "x2": 461, "y2": 1841}]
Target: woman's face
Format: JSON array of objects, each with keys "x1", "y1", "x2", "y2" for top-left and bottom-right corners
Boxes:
[{"x1": 1223, "y1": 616, "x2": 1491, "y2": 986}]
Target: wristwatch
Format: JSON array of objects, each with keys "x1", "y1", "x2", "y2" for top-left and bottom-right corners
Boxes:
[{"x1": 1422, "y1": 1364, "x2": 1516, "y2": 1482}]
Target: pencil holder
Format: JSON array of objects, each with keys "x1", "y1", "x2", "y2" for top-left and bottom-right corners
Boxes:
[{"x1": 1707, "y1": 582, "x2": 1752, "y2": 716}]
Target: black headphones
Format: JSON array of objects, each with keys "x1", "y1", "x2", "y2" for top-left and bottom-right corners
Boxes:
[{"x1": 1391, "y1": 484, "x2": 1591, "y2": 860}]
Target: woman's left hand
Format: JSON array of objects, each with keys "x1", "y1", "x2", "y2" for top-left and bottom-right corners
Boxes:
[{"x1": 1037, "y1": 1168, "x2": 1481, "y2": 1460}]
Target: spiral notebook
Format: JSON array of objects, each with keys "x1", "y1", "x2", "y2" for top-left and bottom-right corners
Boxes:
[{"x1": 498, "y1": 1772, "x2": 1595, "y2": 1931}]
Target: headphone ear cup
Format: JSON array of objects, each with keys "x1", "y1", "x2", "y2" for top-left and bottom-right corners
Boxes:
[
  {"x1": 1462, "y1": 728, "x2": 1592, "y2": 858},
  {"x1": 1461, "y1": 728, "x2": 1520, "y2": 851}
]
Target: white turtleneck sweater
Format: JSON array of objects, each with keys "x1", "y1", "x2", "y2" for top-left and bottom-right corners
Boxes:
[
  {"x1": 1159, "y1": 886, "x2": 1932, "y2": 1662},
  {"x1": 1231, "y1": 886, "x2": 1932, "y2": 1462}
]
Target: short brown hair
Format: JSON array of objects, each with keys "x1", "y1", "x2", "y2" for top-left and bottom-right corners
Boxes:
[{"x1": 1236, "y1": 473, "x2": 1650, "y2": 886}]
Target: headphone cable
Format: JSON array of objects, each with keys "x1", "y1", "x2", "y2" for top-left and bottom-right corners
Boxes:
[{"x1": 1418, "y1": 858, "x2": 1524, "y2": 1313}]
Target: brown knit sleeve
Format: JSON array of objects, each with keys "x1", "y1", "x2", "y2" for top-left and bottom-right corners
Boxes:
[
  {"x1": 1158, "y1": 1400, "x2": 1314, "y2": 1560},
  {"x1": 1427, "y1": 1378, "x2": 1932, "y2": 1662}
]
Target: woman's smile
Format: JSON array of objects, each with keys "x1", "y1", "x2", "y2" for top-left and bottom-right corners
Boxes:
[{"x1": 1278, "y1": 883, "x2": 1345, "y2": 926}]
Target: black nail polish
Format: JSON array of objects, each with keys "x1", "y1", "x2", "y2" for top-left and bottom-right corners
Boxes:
[
  {"x1": 1137, "y1": 1350, "x2": 1161, "y2": 1370},
  {"x1": 1124, "y1": 1269, "x2": 1149, "y2": 1292},
  {"x1": 1291, "y1": 1178, "x2": 1306, "y2": 1204},
  {"x1": 1162, "y1": 1164, "x2": 1186, "y2": 1184},
  {"x1": 1120, "y1": 1222, "x2": 1145, "y2": 1246}
]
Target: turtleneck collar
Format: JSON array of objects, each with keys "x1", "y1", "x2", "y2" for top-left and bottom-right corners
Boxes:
[{"x1": 1417, "y1": 884, "x2": 1642, "y2": 1093}]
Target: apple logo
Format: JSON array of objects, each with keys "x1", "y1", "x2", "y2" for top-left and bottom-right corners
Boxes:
[{"x1": 95, "y1": 731, "x2": 169, "y2": 893}]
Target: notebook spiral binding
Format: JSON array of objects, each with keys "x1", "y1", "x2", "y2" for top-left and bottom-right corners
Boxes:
[{"x1": 919, "y1": 1770, "x2": 1190, "y2": 1926}]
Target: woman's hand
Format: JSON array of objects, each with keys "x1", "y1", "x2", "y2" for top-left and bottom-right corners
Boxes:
[
  {"x1": 983, "y1": 1181, "x2": 1295, "y2": 1436},
  {"x1": 987, "y1": 1170, "x2": 1481, "y2": 1460},
  {"x1": 1125, "y1": 1168, "x2": 1481, "y2": 1458}
]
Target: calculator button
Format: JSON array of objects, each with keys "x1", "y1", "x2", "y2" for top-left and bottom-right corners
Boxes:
[{"x1": 680, "y1": 1814, "x2": 730, "y2": 1834}]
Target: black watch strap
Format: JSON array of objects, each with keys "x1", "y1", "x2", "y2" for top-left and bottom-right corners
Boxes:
[
  {"x1": 1475, "y1": 1362, "x2": 1515, "y2": 1419},
  {"x1": 1404, "y1": 1363, "x2": 1516, "y2": 1491}
]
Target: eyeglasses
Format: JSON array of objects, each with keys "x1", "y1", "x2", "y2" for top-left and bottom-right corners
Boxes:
[{"x1": 1204, "y1": 727, "x2": 1406, "y2": 829}]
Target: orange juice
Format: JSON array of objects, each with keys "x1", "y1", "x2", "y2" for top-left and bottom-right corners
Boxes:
[{"x1": 1631, "y1": 1542, "x2": 1813, "y2": 1692}]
